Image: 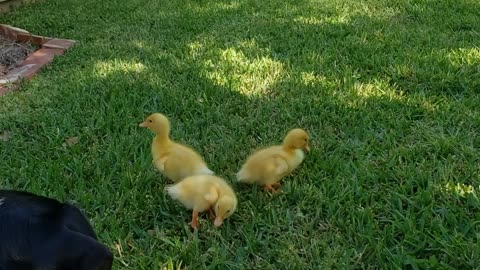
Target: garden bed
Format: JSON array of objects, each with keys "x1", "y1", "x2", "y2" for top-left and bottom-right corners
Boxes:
[
  {"x1": 0, "y1": 24, "x2": 75, "y2": 96},
  {"x1": 0, "y1": 35, "x2": 35, "y2": 76}
]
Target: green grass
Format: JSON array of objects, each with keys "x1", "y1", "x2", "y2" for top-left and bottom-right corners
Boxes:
[{"x1": 1, "y1": 0, "x2": 480, "y2": 268}]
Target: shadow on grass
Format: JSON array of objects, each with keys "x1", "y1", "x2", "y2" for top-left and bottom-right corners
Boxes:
[{"x1": 1, "y1": 0, "x2": 480, "y2": 269}]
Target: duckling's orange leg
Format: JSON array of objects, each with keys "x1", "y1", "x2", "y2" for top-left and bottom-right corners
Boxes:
[{"x1": 189, "y1": 209, "x2": 199, "y2": 229}]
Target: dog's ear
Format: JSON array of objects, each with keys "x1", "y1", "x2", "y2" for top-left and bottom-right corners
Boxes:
[
  {"x1": 39, "y1": 230, "x2": 113, "y2": 270},
  {"x1": 61, "y1": 204, "x2": 113, "y2": 269},
  {"x1": 72, "y1": 233, "x2": 113, "y2": 270},
  {"x1": 61, "y1": 204, "x2": 98, "y2": 240},
  {"x1": 84, "y1": 242, "x2": 113, "y2": 270},
  {"x1": 95, "y1": 254, "x2": 113, "y2": 270}
]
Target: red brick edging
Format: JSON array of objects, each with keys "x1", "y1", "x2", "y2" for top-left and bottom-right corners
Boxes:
[{"x1": 0, "y1": 24, "x2": 75, "y2": 96}]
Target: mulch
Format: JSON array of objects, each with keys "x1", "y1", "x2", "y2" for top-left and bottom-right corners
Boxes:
[{"x1": 0, "y1": 35, "x2": 35, "y2": 76}]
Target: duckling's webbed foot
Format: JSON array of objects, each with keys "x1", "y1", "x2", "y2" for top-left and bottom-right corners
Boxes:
[
  {"x1": 208, "y1": 208, "x2": 215, "y2": 221},
  {"x1": 264, "y1": 184, "x2": 280, "y2": 194},
  {"x1": 272, "y1": 183, "x2": 281, "y2": 189}
]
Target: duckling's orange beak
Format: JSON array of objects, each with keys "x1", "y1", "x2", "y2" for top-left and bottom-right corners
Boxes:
[
  {"x1": 139, "y1": 121, "x2": 147, "y2": 128},
  {"x1": 304, "y1": 144, "x2": 310, "y2": 152},
  {"x1": 214, "y1": 216, "x2": 223, "y2": 227}
]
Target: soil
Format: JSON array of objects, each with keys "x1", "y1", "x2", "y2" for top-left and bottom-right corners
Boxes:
[{"x1": 0, "y1": 35, "x2": 35, "y2": 76}]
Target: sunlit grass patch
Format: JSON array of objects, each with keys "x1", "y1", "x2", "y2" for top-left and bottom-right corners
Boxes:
[
  {"x1": 200, "y1": 46, "x2": 284, "y2": 96},
  {"x1": 94, "y1": 60, "x2": 146, "y2": 78},
  {"x1": 1, "y1": 0, "x2": 480, "y2": 269}
]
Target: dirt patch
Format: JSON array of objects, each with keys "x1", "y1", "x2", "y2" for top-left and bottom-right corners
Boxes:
[{"x1": 0, "y1": 35, "x2": 35, "y2": 76}]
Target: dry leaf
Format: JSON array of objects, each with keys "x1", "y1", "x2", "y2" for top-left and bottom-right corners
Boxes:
[
  {"x1": 115, "y1": 242, "x2": 123, "y2": 257},
  {"x1": 1, "y1": 130, "x2": 9, "y2": 142},
  {"x1": 62, "y1": 136, "x2": 79, "y2": 147}
]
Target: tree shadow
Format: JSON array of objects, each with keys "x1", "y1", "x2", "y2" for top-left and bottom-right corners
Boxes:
[{"x1": 1, "y1": 0, "x2": 480, "y2": 268}]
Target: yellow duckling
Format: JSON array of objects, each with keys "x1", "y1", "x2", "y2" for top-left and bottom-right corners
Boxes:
[
  {"x1": 139, "y1": 113, "x2": 214, "y2": 182},
  {"x1": 165, "y1": 175, "x2": 237, "y2": 229},
  {"x1": 237, "y1": 128, "x2": 310, "y2": 193}
]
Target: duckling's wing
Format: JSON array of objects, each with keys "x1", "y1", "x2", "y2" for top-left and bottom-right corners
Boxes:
[
  {"x1": 153, "y1": 156, "x2": 168, "y2": 171},
  {"x1": 203, "y1": 186, "x2": 219, "y2": 204},
  {"x1": 272, "y1": 156, "x2": 289, "y2": 176}
]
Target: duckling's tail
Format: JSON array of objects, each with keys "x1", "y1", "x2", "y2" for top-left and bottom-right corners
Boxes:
[
  {"x1": 236, "y1": 168, "x2": 252, "y2": 183},
  {"x1": 197, "y1": 167, "x2": 214, "y2": 175},
  {"x1": 164, "y1": 184, "x2": 179, "y2": 199}
]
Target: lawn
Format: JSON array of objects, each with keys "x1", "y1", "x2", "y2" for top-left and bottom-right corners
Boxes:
[{"x1": 1, "y1": 0, "x2": 480, "y2": 268}]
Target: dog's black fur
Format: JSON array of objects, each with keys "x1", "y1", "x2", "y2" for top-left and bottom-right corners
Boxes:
[{"x1": 0, "y1": 190, "x2": 113, "y2": 270}]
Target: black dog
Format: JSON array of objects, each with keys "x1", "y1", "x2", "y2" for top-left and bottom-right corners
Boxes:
[{"x1": 0, "y1": 190, "x2": 113, "y2": 270}]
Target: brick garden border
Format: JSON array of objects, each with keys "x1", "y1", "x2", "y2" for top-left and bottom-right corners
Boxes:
[{"x1": 0, "y1": 24, "x2": 75, "y2": 96}]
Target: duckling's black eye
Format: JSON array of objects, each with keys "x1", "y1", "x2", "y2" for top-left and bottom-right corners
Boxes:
[
  {"x1": 304, "y1": 138, "x2": 307, "y2": 142},
  {"x1": 149, "y1": 119, "x2": 153, "y2": 123}
]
